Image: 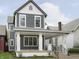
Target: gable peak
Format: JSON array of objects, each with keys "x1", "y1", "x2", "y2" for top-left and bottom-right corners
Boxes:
[{"x1": 28, "y1": 0, "x2": 33, "y2": 1}]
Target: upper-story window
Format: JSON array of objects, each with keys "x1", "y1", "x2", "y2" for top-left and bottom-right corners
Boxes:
[
  {"x1": 19, "y1": 14, "x2": 26, "y2": 27},
  {"x1": 35, "y1": 16, "x2": 41, "y2": 28},
  {"x1": 9, "y1": 25, "x2": 14, "y2": 30},
  {"x1": 29, "y1": 5, "x2": 33, "y2": 10}
]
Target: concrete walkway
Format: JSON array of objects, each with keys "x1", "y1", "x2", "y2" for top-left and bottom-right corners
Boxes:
[{"x1": 59, "y1": 52, "x2": 79, "y2": 59}]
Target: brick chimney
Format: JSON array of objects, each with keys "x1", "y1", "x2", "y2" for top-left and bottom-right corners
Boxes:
[{"x1": 58, "y1": 22, "x2": 62, "y2": 31}]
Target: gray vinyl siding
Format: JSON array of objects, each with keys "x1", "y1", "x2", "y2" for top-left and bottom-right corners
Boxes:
[
  {"x1": 41, "y1": 15, "x2": 44, "y2": 28},
  {"x1": 8, "y1": 22, "x2": 15, "y2": 51},
  {"x1": 26, "y1": 14, "x2": 34, "y2": 27},
  {"x1": 17, "y1": 14, "x2": 19, "y2": 27},
  {"x1": 16, "y1": 13, "x2": 44, "y2": 28},
  {"x1": 10, "y1": 31, "x2": 15, "y2": 39},
  {"x1": 9, "y1": 32, "x2": 15, "y2": 51},
  {"x1": 9, "y1": 40, "x2": 15, "y2": 51}
]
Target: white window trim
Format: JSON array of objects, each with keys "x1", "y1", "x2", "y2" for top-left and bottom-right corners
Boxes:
[
  {"x1": 10, "y1": 39, "x2": 14, "y2": 46},
  {"x1": 15, "y1": 14, "x2": 17, "y2": 27},
  {"x1": 23, "y1": 36, "x2": 38, "y2": 47},
  {"x1": 34, "y1": 16, "x2": 41, "y2": 28},
  {"x1": 19, "y1": 14, "x2": 26, "y2": 28}
]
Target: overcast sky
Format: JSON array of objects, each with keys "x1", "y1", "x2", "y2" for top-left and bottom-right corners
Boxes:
[{"x1": 0, "y1": 0, "x2": 79, "y2": 26}]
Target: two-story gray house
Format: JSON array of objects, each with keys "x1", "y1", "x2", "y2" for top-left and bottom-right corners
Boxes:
[{"x1": 7, "y1": 0, "x2": 66, "y2": 57}]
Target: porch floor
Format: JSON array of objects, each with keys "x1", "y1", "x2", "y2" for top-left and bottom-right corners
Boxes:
[{"x1": 16, "y1": 50, "x2": 52, "y2": 53}]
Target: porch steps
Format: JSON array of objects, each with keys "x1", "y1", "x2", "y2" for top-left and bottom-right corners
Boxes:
[{"x1": 16, "y1": 50, "x2": 56, "y2": 57}]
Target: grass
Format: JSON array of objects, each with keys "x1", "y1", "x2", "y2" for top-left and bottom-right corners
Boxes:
[
  {"x1": 0, "y1": 52, "x2": 54, "y2": 59},
  {"x1": 0, "y1": 52, "x2": 13, "y2": 59}
]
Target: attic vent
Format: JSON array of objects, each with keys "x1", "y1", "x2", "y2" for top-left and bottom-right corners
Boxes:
[{"x1": 29, "y1": 5, "x2": 33, "y2": 10}]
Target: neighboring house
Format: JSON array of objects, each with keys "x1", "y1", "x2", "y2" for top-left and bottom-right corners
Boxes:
[
  {"x1": 7, "y1": 16, "x2": 15, "y2": 51},
  {"x1": 7, "y1": 0, "x2": 66, "y2": 57},
  {"x1": 47, "y1": 19, "x2": 79, "y2": 54},
  {"x1": 0, "y1": 25, "x2": 7, "y2": 51}
]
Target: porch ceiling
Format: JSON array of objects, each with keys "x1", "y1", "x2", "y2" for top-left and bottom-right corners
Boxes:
[{"x1": 14, "y1": 28, "x2": 69, "y2": 38}]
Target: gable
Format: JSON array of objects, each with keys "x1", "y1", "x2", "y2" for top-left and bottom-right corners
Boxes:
[
  {"x1": 18, "y1": 2, "x2": 43, "y2": 15},
  {"x1": 14, "y1": 0, "x2": 47, "y2": 17}
]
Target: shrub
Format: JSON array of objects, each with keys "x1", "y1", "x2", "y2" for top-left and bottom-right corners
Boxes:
[
  {"x1": 74, "y1": 45, "x2": 79, "y2": 48},
  {"x1": 68, "y1": 48, "x2": 79, "y2": 54}
]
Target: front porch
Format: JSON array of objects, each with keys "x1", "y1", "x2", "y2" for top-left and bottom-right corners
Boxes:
[
  {"x1": 15, "y1": 32, "x2": 52, "y2": 57},
  {"x1": 14, "y1": 29, "x2": 68, "y2": 57}
]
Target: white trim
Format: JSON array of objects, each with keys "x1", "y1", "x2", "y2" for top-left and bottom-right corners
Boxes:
[
  {"x1": 10, "y1": 39, "x2": 14, "y2": 46},
  {"x1": 15, "y1": 14, "x2": 17, "y2": 27},
  {"x1": 16, "y1": 32, "x2": 20, "y2": 51},
  {"x1": 39, "y1": 33, "x2": 43, "y2": 51},
  {"x1": 34, "y1": 16, "x2": 41, "y2": 28},
  {"x1": 23, "y1": 36, "x2": 38, "y2": 47},
  {"x1": 19, "y1": 14, "x2": 26, "y2": 28}
]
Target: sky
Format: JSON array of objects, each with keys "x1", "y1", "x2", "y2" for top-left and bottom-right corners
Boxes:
[{"x1": 0, "y1": 0, "x2": 79, "y2": 26}]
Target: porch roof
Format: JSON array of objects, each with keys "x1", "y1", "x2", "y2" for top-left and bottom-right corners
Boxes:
[{"x1": 14, "y1": 28, "x2": 69, "y2": 38}]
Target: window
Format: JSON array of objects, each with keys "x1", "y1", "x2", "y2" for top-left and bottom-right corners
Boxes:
[
  {"x1": 10, "y1": 39, "x2": 14, "y2": 46},
  {"x1": 23, "y1": 36, "x2": 37, "y2": 47},
  {"x1": 19, "y1": 14, "x2": 26, "y2": 27},
  {"x1": 33, "y1": 37, "x2": 37, "y2": 45},
  {"x1": 10, "y1": 32, "x2": 14, "y2": 39},
  {"x1": 24, "y1": 37, "x2": 28, "y2": 45},
  {"x1": 10, "y1": 25, "x2": 13, "y2": 30},
  {"x1": 9, "y1": 24, "x2": 14, "y2": 30},
  {"x1": 29, "y1": 37, "x2": 32, "y2": 45},
  {"x1": 35, "y1": 16, "x2": 41, "y2": 28},
  {"x1": 29, "y1": 5, "x2": 33, "y2": 10}
]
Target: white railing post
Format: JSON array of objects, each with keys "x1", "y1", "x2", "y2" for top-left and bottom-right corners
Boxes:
[
  {"x1": 16, "y1": 32, "x2": 20, "y2": 51},
  {"x1": 39, "y1": 33, "x2": 43, "y2": 51}
]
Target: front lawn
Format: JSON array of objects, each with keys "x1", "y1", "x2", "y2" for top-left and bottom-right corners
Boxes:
[
  {"x1": 0, "y1": 52, "x2": 54, "y2": 59},
  {"x1": 0, "y1": 52, "x2": 13, "y2": 59}
]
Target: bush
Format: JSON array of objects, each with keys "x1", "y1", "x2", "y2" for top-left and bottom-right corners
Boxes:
[
  {"x1": 74, "y1": 45, "x2": 79, "y2": 48},
  {"x1": 68, "y1": 48, "x2": 79, "y2": 54}
]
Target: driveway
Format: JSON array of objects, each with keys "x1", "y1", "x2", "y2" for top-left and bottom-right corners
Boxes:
[{"x1": 59, "y1": 53, "x2": 79, "y2": 59}]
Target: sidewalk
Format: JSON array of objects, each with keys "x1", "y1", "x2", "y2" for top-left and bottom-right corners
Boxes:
[{"x1": 59, "y1": 52, "x2": 79, "y2": 59}]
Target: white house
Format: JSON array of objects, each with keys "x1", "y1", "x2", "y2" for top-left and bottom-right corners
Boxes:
[
  {"x1": 47, "y1": 19, "x2": 79, "y2": 54},
  {"x1": 7, "y1": 0, "x2": 67, "y2": 57}
]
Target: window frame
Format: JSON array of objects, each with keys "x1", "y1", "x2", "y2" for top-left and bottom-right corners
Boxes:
[
  {"x1": 8, "y1": 24, "x2": 14, "y2": 30},
  {"x1": 23, "y1": 36, "x2": 38, "y2": 47},
  {"x1": 34, "y1": 16, "x2": 41, "y2": 28},
  {"x1": 19, "y1": 14, "x2": 26, "y2": 28},
  {"x1": 10, "y1": 39, "x2": 14, "y2": 46}
]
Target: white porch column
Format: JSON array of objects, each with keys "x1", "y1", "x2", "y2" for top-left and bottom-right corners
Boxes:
[
  {"x1": 39, "y1": 33, "x2": 43, "y2": 51},
  {"x1": 16, "y1": 32, "x2": 20, "y2": 51}
]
